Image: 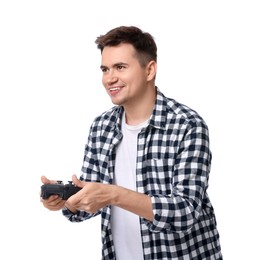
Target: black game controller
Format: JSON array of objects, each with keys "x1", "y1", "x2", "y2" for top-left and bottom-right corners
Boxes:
[{"x1": 41, "y1": 181, "x2": 81, "y2": 200}]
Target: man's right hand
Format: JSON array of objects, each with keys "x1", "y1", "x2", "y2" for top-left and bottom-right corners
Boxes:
[{"x1": 40, "y1": 176, "x2": 66, "y2": 211}]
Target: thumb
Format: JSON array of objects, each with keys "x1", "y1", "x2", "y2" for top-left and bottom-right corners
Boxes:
[
  {"x1": 72, "y1": 174, "x2": 85, "y2": 188},
  {"x1": 41, "y1": 175, "x2": 52, "y2": 184},
  {"x1": 41, "y1": 175, "x2": 58, "y2": 184}
]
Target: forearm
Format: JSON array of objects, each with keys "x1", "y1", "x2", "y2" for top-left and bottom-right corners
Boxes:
[
  {"x1": 111, "y1": 185, "x2": 154, "y2": 222},
  {"x1": 63, "y1": 179, "x2": 153, "y2": 221}
]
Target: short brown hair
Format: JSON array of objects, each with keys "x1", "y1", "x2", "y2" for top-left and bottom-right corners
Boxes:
[{"x1": 95, "y1": 26, "x2": 157, "y2": 66}]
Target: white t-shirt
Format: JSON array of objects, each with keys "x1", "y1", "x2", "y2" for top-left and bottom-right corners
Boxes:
[{"x1": 111, "y1": 113, "x2": 148, "y2": 260}]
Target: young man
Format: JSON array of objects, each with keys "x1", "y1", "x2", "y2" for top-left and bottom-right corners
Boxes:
[{"x1": 41, "y1": 26, "x2": 223, "y2": 259}]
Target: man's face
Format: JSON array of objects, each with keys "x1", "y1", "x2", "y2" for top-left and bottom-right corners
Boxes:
[{"x1": 100, "y1": 43, "x2": 149, "y2": 107}]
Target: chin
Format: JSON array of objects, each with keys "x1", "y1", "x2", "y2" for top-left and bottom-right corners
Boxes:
[
  {"x1": 111, "y1": 99, "x2": 123, "y2": 106},
  {"x1": 109, "y1": 96, "x2": 124, "y2": 105}
]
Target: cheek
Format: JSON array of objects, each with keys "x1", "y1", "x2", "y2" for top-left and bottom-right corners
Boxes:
[
  {"x1": 102, "y1": 76, "x2": 107, "y2": 87},
  {"x1": 130, "y1": 74, "x2": 146, "y2": 88}
]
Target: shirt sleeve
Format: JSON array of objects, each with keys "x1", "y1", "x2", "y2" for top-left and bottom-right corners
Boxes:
[
  {"x1": 62, "y1": 207, "x2": 97, "y2": 222},
  {"x1": 62, "y1": 119, "x2": 103, "y2": 222},
  {"x1": 145, "y1": 120, "x2": 212, "y2": 234}
]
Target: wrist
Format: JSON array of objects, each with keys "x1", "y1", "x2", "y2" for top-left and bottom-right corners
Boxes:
[{"x1": 109, "y1": 185, "x2": 124, "y2": 206}]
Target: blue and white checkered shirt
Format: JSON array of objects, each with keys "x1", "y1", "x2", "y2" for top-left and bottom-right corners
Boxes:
[{"x1": 63, "y1": 88, "x2": 223, "y2": 259}]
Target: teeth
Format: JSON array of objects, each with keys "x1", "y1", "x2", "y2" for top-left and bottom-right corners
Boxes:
[{"x1": 110, "y1": 87, "x2": 120, "y2": 91}]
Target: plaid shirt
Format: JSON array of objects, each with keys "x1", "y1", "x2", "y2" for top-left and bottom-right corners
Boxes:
[{"x1": 63, "y1": 88, "x2": 223, "y2": 260}]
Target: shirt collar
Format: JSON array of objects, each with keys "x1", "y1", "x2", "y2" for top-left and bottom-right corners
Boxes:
[
  {"x1": 112, "y1": 87, "x2": 167, "y2": 131},
  {"x1": 148, "y1": 87, "x2": 167, "y2": 130}
]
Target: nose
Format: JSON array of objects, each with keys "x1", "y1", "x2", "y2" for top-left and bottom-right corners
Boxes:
[{"x1": 105, "y1": 69, "x2": 118, "y2": 86}]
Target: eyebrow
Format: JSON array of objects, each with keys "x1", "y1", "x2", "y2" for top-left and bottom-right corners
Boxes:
[{"x1": 100, "y1": 62, "x2": 128, "y2": 70}]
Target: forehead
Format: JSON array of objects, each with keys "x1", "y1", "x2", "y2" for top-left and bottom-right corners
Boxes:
[{"x1": 101, "y1": 43, "x2": 138, "y2": 65}]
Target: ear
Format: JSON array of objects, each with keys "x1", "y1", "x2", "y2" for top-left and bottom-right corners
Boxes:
[{"x1": 146, "y1": 60, "x2": 157, "y2": 81}]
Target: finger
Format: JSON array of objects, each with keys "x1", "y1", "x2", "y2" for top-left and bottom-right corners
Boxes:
[
  {"x1": 64, "y1": 200, "x2": 78, "y2": 213},
  {"x1": 40, "y1": 194, "x2": 59, "y2": 202},
  {"x1": 72, "y1": 174, "x2": 85, "y2": 188},
  {"x1": 41, "y1": 195, "x2": 62, "y2": 205},
  {"x1": 44, "y1": 199, "x2": 65, "y2": 211},
  {"x1": 41, "y1": 175, "x2": 58, "y2": 185},
  {"x1": 41, "y1": 175, "x2": 50, "y2": 184}
]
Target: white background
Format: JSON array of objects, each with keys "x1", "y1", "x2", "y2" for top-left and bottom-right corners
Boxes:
[{"x1": 0, "y1": 1, "x2": 273, "y2": 259}]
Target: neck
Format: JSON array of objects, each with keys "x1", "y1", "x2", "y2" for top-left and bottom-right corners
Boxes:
[{"x1": 124, "y1": 86, "x2": 156, "y2": 126}]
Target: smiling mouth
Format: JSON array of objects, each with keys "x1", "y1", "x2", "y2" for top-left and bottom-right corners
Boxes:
[
  {"x1": 109, "y1": 87, "x2": 121, "y2": 92},
  {"x1": 109, "y1": 87, "x2": 123, "y2": 95}
]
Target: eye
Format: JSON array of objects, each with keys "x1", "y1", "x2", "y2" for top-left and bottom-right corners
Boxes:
[
  {"x1": 117, "y1": 65, "x2": 125, "y2": 71},
  {"x1": 100, "y1": 67, "x2": 108, "y2": 73}
]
